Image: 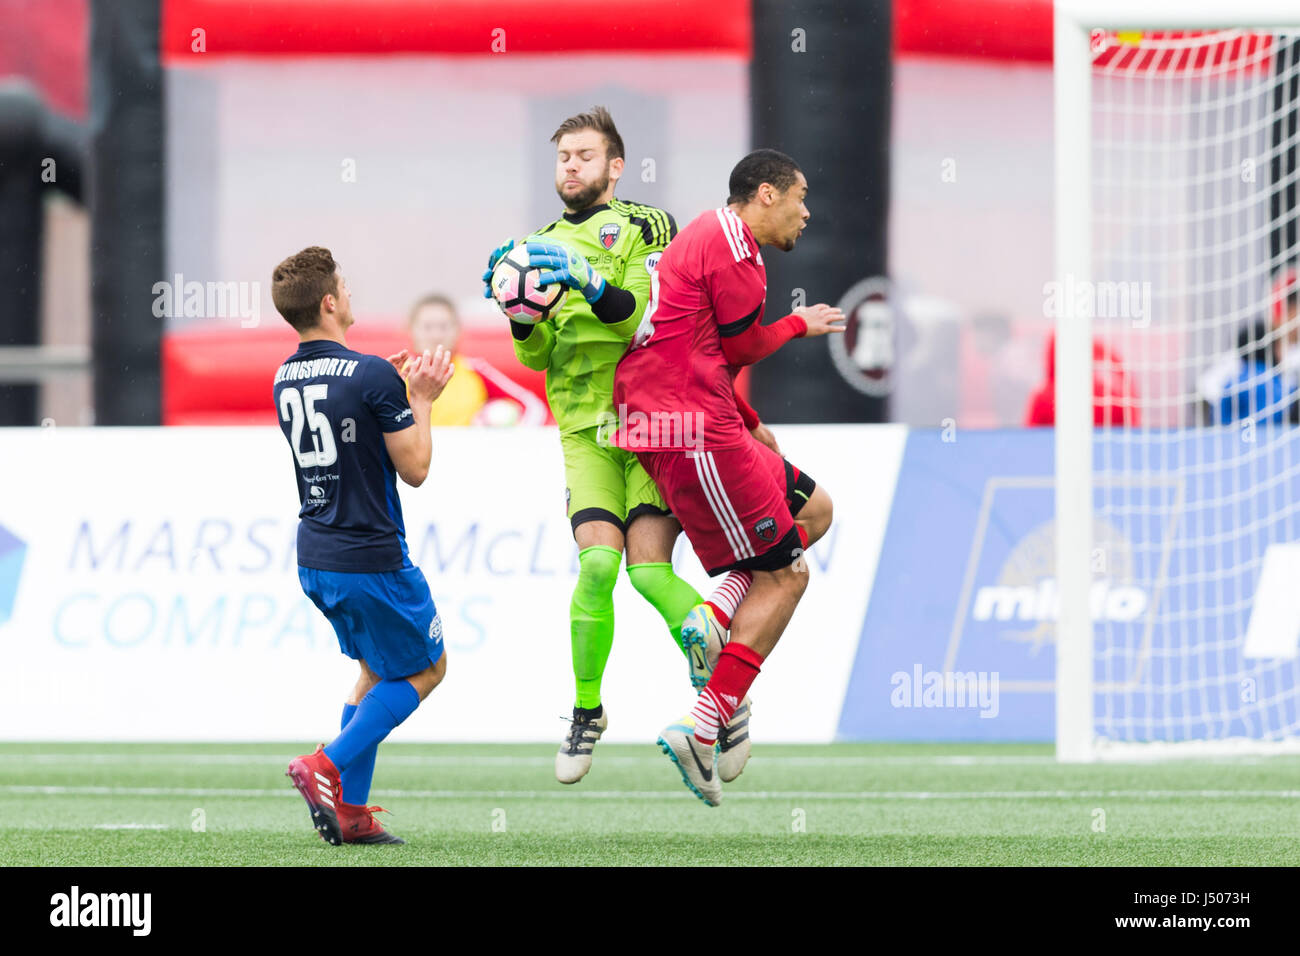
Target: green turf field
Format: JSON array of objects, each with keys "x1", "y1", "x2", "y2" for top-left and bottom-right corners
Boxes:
[{"x1": 2, "y1": 742, "x2": 1297, "y2": 866}]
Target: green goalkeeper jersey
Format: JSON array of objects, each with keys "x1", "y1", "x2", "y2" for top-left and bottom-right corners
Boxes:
[{"x1": 512, "y1": 198, "x2": 677, "y2": 434}]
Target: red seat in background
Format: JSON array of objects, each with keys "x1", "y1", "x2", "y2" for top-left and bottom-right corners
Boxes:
[{"x1": 162, "y1": 320, "x2": 552, "y2": 426}]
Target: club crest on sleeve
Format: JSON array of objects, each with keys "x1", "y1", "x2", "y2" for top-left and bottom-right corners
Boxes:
[
  {"x1": 754, "y1": 516, "x2": 777, "y2": 543},
  {"x1": 429, "y1": 614, "x2": 443, "y2": 641},
  {"x1": 600, "y1": 223, "x2": 620, "y2": 249}
]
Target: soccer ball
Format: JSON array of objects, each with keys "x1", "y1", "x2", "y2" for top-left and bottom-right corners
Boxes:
[{"x1": 490, "y1": 245, "x2": 566, "y2": 324}]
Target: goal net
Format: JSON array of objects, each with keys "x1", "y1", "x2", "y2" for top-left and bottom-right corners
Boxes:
[{"x1": 1055, "y1": 3, "x2": 1300, "y2": 759}]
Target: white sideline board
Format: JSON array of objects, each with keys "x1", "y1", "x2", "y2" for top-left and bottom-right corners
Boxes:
[{"x1": 0, "y1": 425, "x2": 904, "y2": 743}]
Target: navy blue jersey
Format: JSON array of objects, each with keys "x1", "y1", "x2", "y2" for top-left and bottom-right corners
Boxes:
[{"x1": 272, "y1": 339, "x2": 415, "y2": 572}]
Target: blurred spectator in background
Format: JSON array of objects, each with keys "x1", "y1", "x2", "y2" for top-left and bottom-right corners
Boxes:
[
  {"x1": 408, "y1": 294, "x2": 546, "y2": 426},
  {"x1": 1024, "y1": 331, "x2": 1140, "y2": 427},
  {"x1": 1271, "y1": 269, "x2": 1300, "y2": 391},
  {"x1": 1208, "y1": 319, "x2": 1297, "y2": 426}
]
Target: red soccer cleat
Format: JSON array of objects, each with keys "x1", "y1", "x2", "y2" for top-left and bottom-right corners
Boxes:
[
  {"x1": 285, "y1": 745, "x2": 343, "y2": 846},
  {"x1": 337, "y1": 801, "x2": 405, "y2": 845}
]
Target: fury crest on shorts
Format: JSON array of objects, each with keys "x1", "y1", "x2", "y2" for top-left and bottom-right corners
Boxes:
[
  {"x1": 600, "y1": 223, "x2": 620, "y2": 249},
  {"x1": 754, "y1": 516, "x2": 778, "y2": 542}
]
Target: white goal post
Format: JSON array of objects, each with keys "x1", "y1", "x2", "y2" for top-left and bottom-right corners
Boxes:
[{"x1": 1055, "y1": 0, "x2": 1300, "y2": 761}]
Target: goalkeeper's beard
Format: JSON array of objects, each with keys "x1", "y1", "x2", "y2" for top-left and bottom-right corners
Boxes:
[{"x1": 558, "y1": 171, "x2": 610, "y2": 214}]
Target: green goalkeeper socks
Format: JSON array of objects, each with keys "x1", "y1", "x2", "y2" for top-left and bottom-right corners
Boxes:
[
  {"x1": 571, "y1": 545, "x2": 622, "y2": 710},
  {"x1": 627, "y1": 562, "x2": 704, "y2": 657}
]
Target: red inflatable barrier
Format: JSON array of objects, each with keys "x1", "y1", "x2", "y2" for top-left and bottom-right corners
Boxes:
[
  {"x1": 895, "y1": 0, "x2": 1052, "y2": 62},
  {"x1": 161, "y1": 0, "x2": 751, "y2": 60},
  {"x1": 163, "y1": 319, "x2": 749, "y2": 427},
  {"x1": 163, "y1": 320, "x2": 549, "y2": 426}
]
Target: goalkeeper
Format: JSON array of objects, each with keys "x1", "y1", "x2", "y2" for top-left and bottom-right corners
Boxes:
[{"x1": 482, "y1": 107, "x2": 752, "y2": 784}]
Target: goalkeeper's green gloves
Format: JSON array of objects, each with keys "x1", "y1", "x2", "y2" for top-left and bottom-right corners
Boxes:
[
  {"x1": 480, "y1": 237, "x2": 516, "y2": 298},
  {"x1": 525, "y1": 239, "x2": 607, "y2": 304}
]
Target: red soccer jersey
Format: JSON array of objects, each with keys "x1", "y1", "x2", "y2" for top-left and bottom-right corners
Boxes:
[{"x1": 613, "y1": 207, "x2": 768, "y2": 452}]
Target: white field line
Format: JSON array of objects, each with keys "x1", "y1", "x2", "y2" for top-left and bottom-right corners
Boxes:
[
  {"x1": 3, "y1": 785, "x2": 1299, "y2": 801},
  {"x1": 0, "y1": 752, "x2": 1291, "y2": 768},
  {"x1": 92, "y1": 823, "x2": 168, "y2": 830},
  {"x1": 0, "y1": 753, "x2": 1066, "y2": 767}
]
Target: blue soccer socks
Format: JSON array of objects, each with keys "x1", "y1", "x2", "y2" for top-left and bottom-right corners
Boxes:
[
  {"x1": 324, "y1": 680, "x2": 419, "y2": 774},
  {"x1": 338, "y1": 702, "x2": 379, "y2": 805}
]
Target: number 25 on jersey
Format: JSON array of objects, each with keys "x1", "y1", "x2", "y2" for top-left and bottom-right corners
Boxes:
[{"x1": 279, "y1": 384, "x2": 338, "y2": 468}]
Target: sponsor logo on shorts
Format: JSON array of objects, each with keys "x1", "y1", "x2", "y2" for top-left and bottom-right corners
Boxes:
[
  {"x1": 564, "y1": 486, "x2": 571, "y2": 511},
  {"x1": 754, "y1": 516, "x2": 777, "y2": 543}
]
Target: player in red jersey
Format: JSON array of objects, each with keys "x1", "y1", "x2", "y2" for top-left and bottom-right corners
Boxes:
[{"x1": 612, "y1": 149, "x2": 844, "y2": 804}]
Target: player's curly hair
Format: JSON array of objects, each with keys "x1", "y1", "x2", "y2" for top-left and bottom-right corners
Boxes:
[
  {"x1": 727, "y1": 149, "x2": 802, "y2": 205},
  {"x1": 551, "y1": 105, "x2": 625, "y2": 161},
  {"x1": 272, "y1": 246, "x2": 339, "y2": 332}
]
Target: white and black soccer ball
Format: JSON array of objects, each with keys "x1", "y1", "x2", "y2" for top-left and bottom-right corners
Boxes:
[{"x1": 490, "y1": 245, "x2": 566, "y2": 324}]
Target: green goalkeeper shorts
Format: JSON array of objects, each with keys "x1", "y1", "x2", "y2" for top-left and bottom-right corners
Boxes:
[{"x1": 561, "y1": 425, "x2": 669, "y2": 533}]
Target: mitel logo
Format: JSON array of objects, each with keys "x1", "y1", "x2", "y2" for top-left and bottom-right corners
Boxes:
[
  {"x1": 972, "y1": 578, "x2": 1147, "y2": 623},
  {"x1": 0, "y1": 524, "x2": 27, "y2": 627},
  {"x1": 49, "y1": 886, "x2": 151, "y2": 936},
  {"x1": 957, "y1": 514, "x2": 1152, "y2": 658}
]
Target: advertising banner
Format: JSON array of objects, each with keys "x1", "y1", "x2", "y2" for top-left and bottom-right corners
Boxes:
[
  {"x1": 840, "y1": 428, "x2": 1300, "y2": 743},
  {"x1": 0, "y1": 424, "x2": 902, "y2": 742}
]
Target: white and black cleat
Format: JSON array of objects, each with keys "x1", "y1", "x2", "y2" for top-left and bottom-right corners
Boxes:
[
  {"x1": 555, "y1": 706, "x2": 608, "y2": 784},
  {"x1": 716, "y1": 696, "x2": 752, "y2": 783}
]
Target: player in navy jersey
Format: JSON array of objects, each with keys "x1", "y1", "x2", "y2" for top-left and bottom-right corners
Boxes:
[{"x1": 271, "y1": 246, "x2": 454, "y2": 845}]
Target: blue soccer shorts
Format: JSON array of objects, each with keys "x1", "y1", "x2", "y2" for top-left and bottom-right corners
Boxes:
[{"x1": 298, "y1": 563, "x2": 445, "y2": 680}]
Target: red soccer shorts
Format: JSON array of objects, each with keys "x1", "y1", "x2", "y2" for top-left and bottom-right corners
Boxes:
[{"x1": 637, "y1": 438, "x2": 812, "y2": 576}]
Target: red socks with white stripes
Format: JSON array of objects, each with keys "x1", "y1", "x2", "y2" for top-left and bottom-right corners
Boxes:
[
  {"x1": 704, "y1": 570, "x2": 752, "y2": 629},
  {"x1": 691, "y1": 571, "x2": 764, "y2": 744},
  {"x1": 690, "y1": 643, "x2": 764, "y2": 745}
]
